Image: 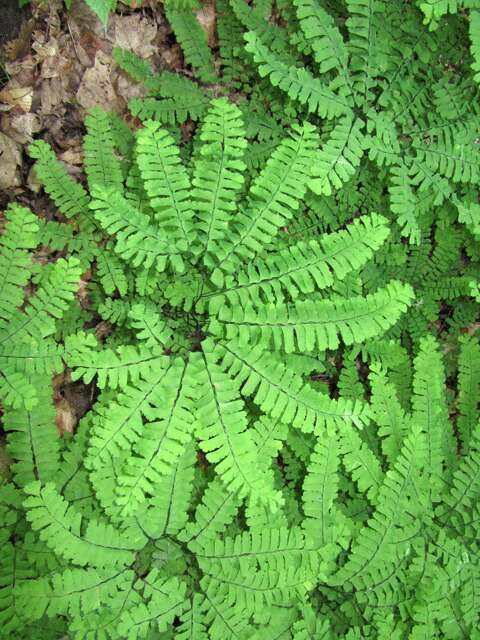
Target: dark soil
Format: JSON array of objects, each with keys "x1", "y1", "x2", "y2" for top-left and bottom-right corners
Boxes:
[{"x1": 0, "y1": 0, "x2": 30, "y2": 47}]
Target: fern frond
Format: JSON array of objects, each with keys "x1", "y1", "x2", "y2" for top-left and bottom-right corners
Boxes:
[
  {"x1": 369, "y1": 363, "x2": 408, "y2": 464},
  {"x1": 205, "y1": 213, "x2": 389, "y2": 309},
  {"x1": 68, "y1": 340, "x2": 165, "y2": 390},
  {"x1": 302, "y1": 425, "x2": 341, "y2": 546},
  {"x1": 0, "y1": 205, "x2": 39, "y2": 325},
  {"x1": 345, "y1": 0, "x2": 385, "y2": 103},
  {"x1": 89, "y1": 188, "x2": 185, "y2": 272},
  {"x1": 84, "y1": 107, "x2": 124, "y2": 192},
  {"x1": 117, "y1": 572, "x2": 187, "y2": 639},
  {"x1": 436, "y1": 420, "x2": 480, "y2": 530},
  {"x1": 470, "y1": 10, "x2": 480, "y2": 84},
  {"x1": 339, "y1": 420, "x2": 384, "y2": 502},
  {"x1": 211, "y1": 280, "x2": 414, "y2": 353},
  {"x1": 412, "y1": 335, "x2": 454, "y2": 499},
  {"x1": 294, "y1": 0, "x2": 352, "y2": 92},
  {"x1": 457, "y1": 335, "x2": 480, "y2": 450},
  {"x1": 28, "y1": 140, "x2": 91, "y2": 220},
  {"x1": 136, "y1": 442, "x2": 196, "y2": 538},
  {"x1": 388, "y1": 163, "x2": 421, "y2": 244},
  {"x1": 215, "y1": 339, "x2": 371, "y2": 432},
  {"x1": 180, "y1": 478, "x2": 242, "y2": 546},
  {"x1": 96, "y1": 250, "x2": 129, "y2": 296},
  {"x1": 332, "y1": 424, "x2": 427, "y2": 590},
  {"x1": 135, "y1": 121, "x2": 194, "y2": 246},
  {"x1": 85, "y1": 359, "x2": 171, "y2": 471},
  {"x1": 0, "y1": 257, "x2": 81, "y2": 344},
  {"x1": 309, "y1": 116, "x2": 366, "y2": 196},
  {"x1": 191, "y1": 98, "x2": 247, "y2": 261},
  {"x1": 115, "y1": 359, "x2": 197, "y2": 516},
  {"x1": 212, "y1": 122, "x2": 319, "y2": 278},
  {"x1": 23, "y1": 482, "x2": 146, "y2": 568},
  {"x1": 164, "y1": 2, "x2": 216, "y2": 82},
  {"x1": 4, "y1": 381, "x2": 59, "y2": 486},
  {"x1": 193, "y1": 345, "x2": 278, "y2": 503},
  {"x1": 128, "y1": 301, "x2": 175, "y2": 349},
  {"x1": 412, "y1": 131, "x2": 480, "y2": 184},
  {"x1": 15, "y1": 567, "x2": 133, "y2": 621},
  {"x1": 244, "y1": 31, "x2": 352, "y2": 118}
]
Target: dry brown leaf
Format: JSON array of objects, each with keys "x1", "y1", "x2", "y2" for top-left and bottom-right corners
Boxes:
[
  {"x1": 0, "y1": 80, "x2": 34, "y2": 113},
  {"x1": 196, "y1": 0, "x2": 216, "y2": 48},
  {"x1": 0, "y1": 133, "x2": 22, "y2": 190},
  {"x1": 111, "y1": 14, "x2": 157, "y2": 58},
  {"x1": 55, "y1": 397, "x2": 77, "y2": 436},
  {"x1": 76, "y1": 50, "x2": 118, "y2": 112},
  {"x1": 9, "y1": 112, "x2": 42, "y2": 144},
  {"x1": 58, "y1": 145, "x2": 84, "y2": 167}
]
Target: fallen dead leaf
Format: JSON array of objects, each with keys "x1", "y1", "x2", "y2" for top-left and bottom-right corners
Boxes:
[
  {"x1": 0, "y1": 79, "x2": 34, "y2": 112},
  {"x1": 55, "y1": 397, "x2": 77, "y2": 436},
  {"x1": 9, "y1": 112, "x2": 42, "y2": 144},
  {"x1": 76, "y1": 49, "x2": 118, "y2": 112},
  {"x1": 0, "y1": 132, "x2": 22, "y2": 190},
  {"x1": 196, "y1": 0, "x2": 216, "y2": 48},
  {"x1": 111, "y1": 14, "x2": 157, "y2": 58}
]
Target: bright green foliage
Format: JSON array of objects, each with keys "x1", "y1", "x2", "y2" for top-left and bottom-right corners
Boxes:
[
  {"x1": 0, "y1": 205, "x2": 83, "y2": 410},
  {"x1": 2, "y1": 4, "x2": 480, "y2": 633},
  {"x1": 231, "y1": 0, "x2": 480, "y2": 246},
  {"x1": 0, "y1": 100, "x2": 420, "y2": 638}
]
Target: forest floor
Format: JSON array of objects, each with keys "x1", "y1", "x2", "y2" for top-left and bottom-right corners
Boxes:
[{"x1": 0, "y1": 0, "x2": 215, "y2": 461}]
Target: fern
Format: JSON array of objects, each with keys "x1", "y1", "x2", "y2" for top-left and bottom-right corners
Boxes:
[
  {"x1": 233, "y1": 0, "x2": 480, "y2": 246},
  {"x1": 0, "y1": 98, "x2": 421, "y2": 638}
]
